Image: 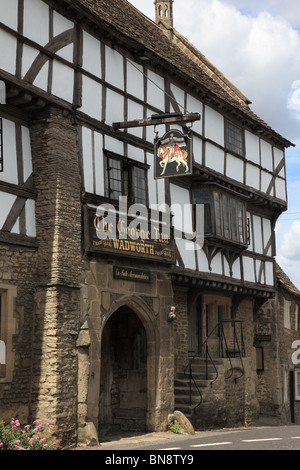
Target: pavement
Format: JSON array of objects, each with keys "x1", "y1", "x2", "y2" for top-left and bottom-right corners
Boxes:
[{"x1": 73, "y1": 430, "x2": 197, "y2": 451}]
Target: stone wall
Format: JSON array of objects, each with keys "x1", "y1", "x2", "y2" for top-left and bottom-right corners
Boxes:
[
  {"x1": 29, "y1": 106, "x2": 82, "y2": 446},
  {"x1": 0, "y1": 244, "x2": 37, "y2": 423},
  {"x1": 77, "y1": 257, "x2": 175, "y2": 441}
]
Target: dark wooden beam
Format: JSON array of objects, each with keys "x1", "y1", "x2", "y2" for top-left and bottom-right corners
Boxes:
[{"x1": 112, "y1": 112, "x2": 201, "y2": 130}]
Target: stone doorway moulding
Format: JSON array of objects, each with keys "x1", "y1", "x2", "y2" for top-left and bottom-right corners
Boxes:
[{"x1": 98, "y1": 294, "x2": 162, "y2": 433}]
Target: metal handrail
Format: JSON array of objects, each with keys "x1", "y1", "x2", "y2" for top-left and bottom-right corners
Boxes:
[{"x1": 184, "y1": 320, "x2": 245, "y2": 410}]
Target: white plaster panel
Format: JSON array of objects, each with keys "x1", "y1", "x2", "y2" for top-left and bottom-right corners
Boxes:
[
  {"x1": 128, "y1": 145, "x2": 145, "y2": 164},
  {"x1": 33, "y1": 62, "x2": 49, "y2": 92},
  {"x1": 53, "y1": 10, "x2": 74, "y2": 36},
  {"x1": 170, "y1": 184, "x2": 192, "y2": 234},
  {"x1": 23, "y1": 0, "x2": 49, "y2": 46},
  {"x1": 0, "y1": 192, "x2": 17, "y2": 229},
  {"x1": 231, "y1": 258, "x2": 241, "y2": 279},
  {"x1": 265, "y1": 261, "x2": 274, "y2": 286},
  {"x1": 55, "y1": 44, "x2": 73, "y2": 63},
  {"x1": 82, "y1": 31, "x2": 101, "y2": 77},
  {"x1": 0, "y1": 30, "x2": 16, "y2": 75},
  {"x1": 246, "y1": 163, "x2": 260, "y2": 190},
  {"x1": 105, "y1": 46, "x2": 124, "y2": 90},
  {"x1": 260, "y1": 139, "x2": 273, "y2": 171},
  {"x1": 210, "y1": 252, "x2": 223, "y2": 275},
  {"x1": 127, "y1": 100, "x2": 144, "y2": 139},
  {"x1": 81, "y1": 75, "x2": 102, "y2": 121},
  {"x1": 256, "y1": 260, "x2": 262, "y2": 283},
  {"x1": 261, "y1": 170, "x2": 273, "y2": 195},
  {"x1": 175, "y1": 239, "x2": 196, "y2": 270},
  {"x1": 22, "y1": 45, "x2": 39, "y2": 80},
  {"x1": 52, "y1": 61, "x2": 74, "y2": 103},
  {"x1": 147, "y1": 153, "x2": 157, "y2": 207},
  {"x1": 104, "y1": 136, "x2": 124, "y2": 155},
  {"x1": 22, "y1": 126, "x2": 33, "y2": 183},
  {"x1": 253, "y1": 215, "x2": 263, "y2": 254},
  {"x1": 197, "y1": 247, "x2": 210, "y2": 273},
  {"x1": 226, "y1": 154, "x2": 244, "y2": 183},
  {"x1": 204, "y1": 105, "x2": 224, "y2": 146},
  {"x1": 25, "y1": 199, "x2": 36, "y2": 237},
  {"x1": 223, "y1": 256, "x2": 230, "y2": 277},
  {"x1": 146, "y1": 70, "x2": 165, "y2": 110},
  {"x1": 11, "y1": 218, "x2": 20, "y2": 234},
  {"x1": 156, "y1": 178, "x2": 165, "y2": 206},
  {"x1": 94, "y1": 132, "x2": 104, "y2": 197},
  {"x1": 274, "y1": 147, "x2": 284, "y2": 171},
  {"x1": 205, "y1": 142, "x2": 224, "y2": 174},
  {"x1": 243, "y1": 256, "x2": 256, "y2": 283},
  {"x1": 82, "y1": 127, "x2": 94, "y2": 193},
  {"x1": 170, "y1": 83, "x2": 185, "y2": 113},
  {"x1": 186, "y1": 94, "x2": 202, "y2": 135},
  {"x1": 245, "y1": 131, "x2": 260, "y2": 165},
  {"x1": 105, "y1": 88, "x2": 124, "y2": 126},
  {"x1": 193, "y1": 135, "x2": 202, "y2": 165},
  {"x1": 275, "y1": 177, "x2": 287, "y2": 201},
  {"x1": 127, "y1": 61, "x2": 144, "y2": 101},
  {"x1": 1, "y1": 119, "x2": 18, "y2": 185},
  {"x1": 0, "y1": 0, "x2": 18, "y2": 30},
  {"x1": 262, "y1": 218, "x2": 272, "y2": 256}
]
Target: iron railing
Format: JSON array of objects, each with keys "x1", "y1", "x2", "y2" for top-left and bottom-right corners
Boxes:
[{"x1": 184, "y1": 320, "x2": 245, "y2": 411}]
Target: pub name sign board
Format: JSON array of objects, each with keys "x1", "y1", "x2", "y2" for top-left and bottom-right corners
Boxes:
[{"x1": 85, "y1": 207, "x2": 175, "y2": 264}]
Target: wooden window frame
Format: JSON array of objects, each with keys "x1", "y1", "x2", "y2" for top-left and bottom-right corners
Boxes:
[
  {"x1": 104, "y1": 152, "x2": 149, "y2": 206},
  {"x1": 225, "y1": 120, "x2": 244, "y2": 157},
  {"x1": 193, "y1": 187, "x2": 248, "y2": 247}
]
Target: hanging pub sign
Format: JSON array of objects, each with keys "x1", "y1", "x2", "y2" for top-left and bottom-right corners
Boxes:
[{"x1": 154, "y1": 129, "x2": 193, "y2": 179}]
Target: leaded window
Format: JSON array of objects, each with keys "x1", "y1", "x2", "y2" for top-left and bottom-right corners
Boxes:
[
  {"x1": 225, "y1": 120, "x2": 244, "y2": 156},
  {"x1": 105, "y1": 154, "x2": 148, "y2": 205}
]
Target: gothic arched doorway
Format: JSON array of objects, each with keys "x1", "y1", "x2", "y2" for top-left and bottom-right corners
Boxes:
[{"x1": 99, "y1": 306, "x2": 147, "y2": 432}]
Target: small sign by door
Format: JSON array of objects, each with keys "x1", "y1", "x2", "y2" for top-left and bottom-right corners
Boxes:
[{"x1": 154, "y1": 129, "x2": 193, "y2": 179}]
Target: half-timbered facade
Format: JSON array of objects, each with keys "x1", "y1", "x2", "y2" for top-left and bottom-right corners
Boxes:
[{"x1": 0, "y1": 0, "x2": 294, "y2": 446}]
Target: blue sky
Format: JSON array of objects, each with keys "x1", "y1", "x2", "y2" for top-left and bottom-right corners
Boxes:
[{"x1": 128, "y1": 0, "x2": 300, "y2": 288}]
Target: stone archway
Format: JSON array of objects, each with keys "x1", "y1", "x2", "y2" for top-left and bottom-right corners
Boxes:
[
  {"x1": 99, "y1": 306, "x2": 148, "y2": 432},
  {"x1": 98, "y1": 294, "x2": 163, "y2": 433}
]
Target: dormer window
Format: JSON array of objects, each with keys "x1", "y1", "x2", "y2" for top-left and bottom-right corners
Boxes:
[{"x1": 193, "y1": 187, "x2": 248, "y2": 247}]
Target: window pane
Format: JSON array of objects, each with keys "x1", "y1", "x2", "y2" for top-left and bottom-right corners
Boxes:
[
  {"x1": 194, "y1": 191, "x2": 211, "y2": 233},
  {"x1": 230, "y1": 198, "x2": 237, "y2": 240},
  {"x1": 222, "y1": 195, "x2": 230, "y2": 238},
  {"x1": 226, "y1": 121, "x2": 243, "y2": 156},
  {"x1": 108, "y1": 157, "x2": 122, "y2": 199},
  {"x1": 133, "y1": 166, "x2": 147, "y2": 205},
  {"x1": 214, "y1": 192, "x2": 222, "y2": 236},
  {"x1": 237, "y1": 202, "x2": 244, "y2": 243}
]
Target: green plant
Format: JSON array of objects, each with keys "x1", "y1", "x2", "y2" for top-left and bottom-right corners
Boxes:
[
  {"x1": 168, "y1": 421, "x2": 182, "y2": 434},
  {"x1": 0, "y1": 418, "x2": 62, "y2": 450}
]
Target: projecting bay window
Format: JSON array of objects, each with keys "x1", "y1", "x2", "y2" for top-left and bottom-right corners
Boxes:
[
  {"x1": 105, "y1": 154, "x2": 148, "y2": 206},
  {"x1": 193, "y1": 188, "x2": 248, "y2": 247},
  {"x1": 225, "y1": 120, "x2": 244, "y2": 157}
]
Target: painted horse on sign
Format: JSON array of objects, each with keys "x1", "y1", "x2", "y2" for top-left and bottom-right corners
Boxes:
[
  {"x1": 154, "y1": 129, "x2": 193, "y2": 179},
  {"x1": 158, "y1": 142, "x2": 189, "y2": 175}
]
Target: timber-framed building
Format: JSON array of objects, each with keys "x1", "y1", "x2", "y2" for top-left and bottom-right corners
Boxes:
[{"x1": 0, "y1": 0, "x2": 296, "y2": 446}]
